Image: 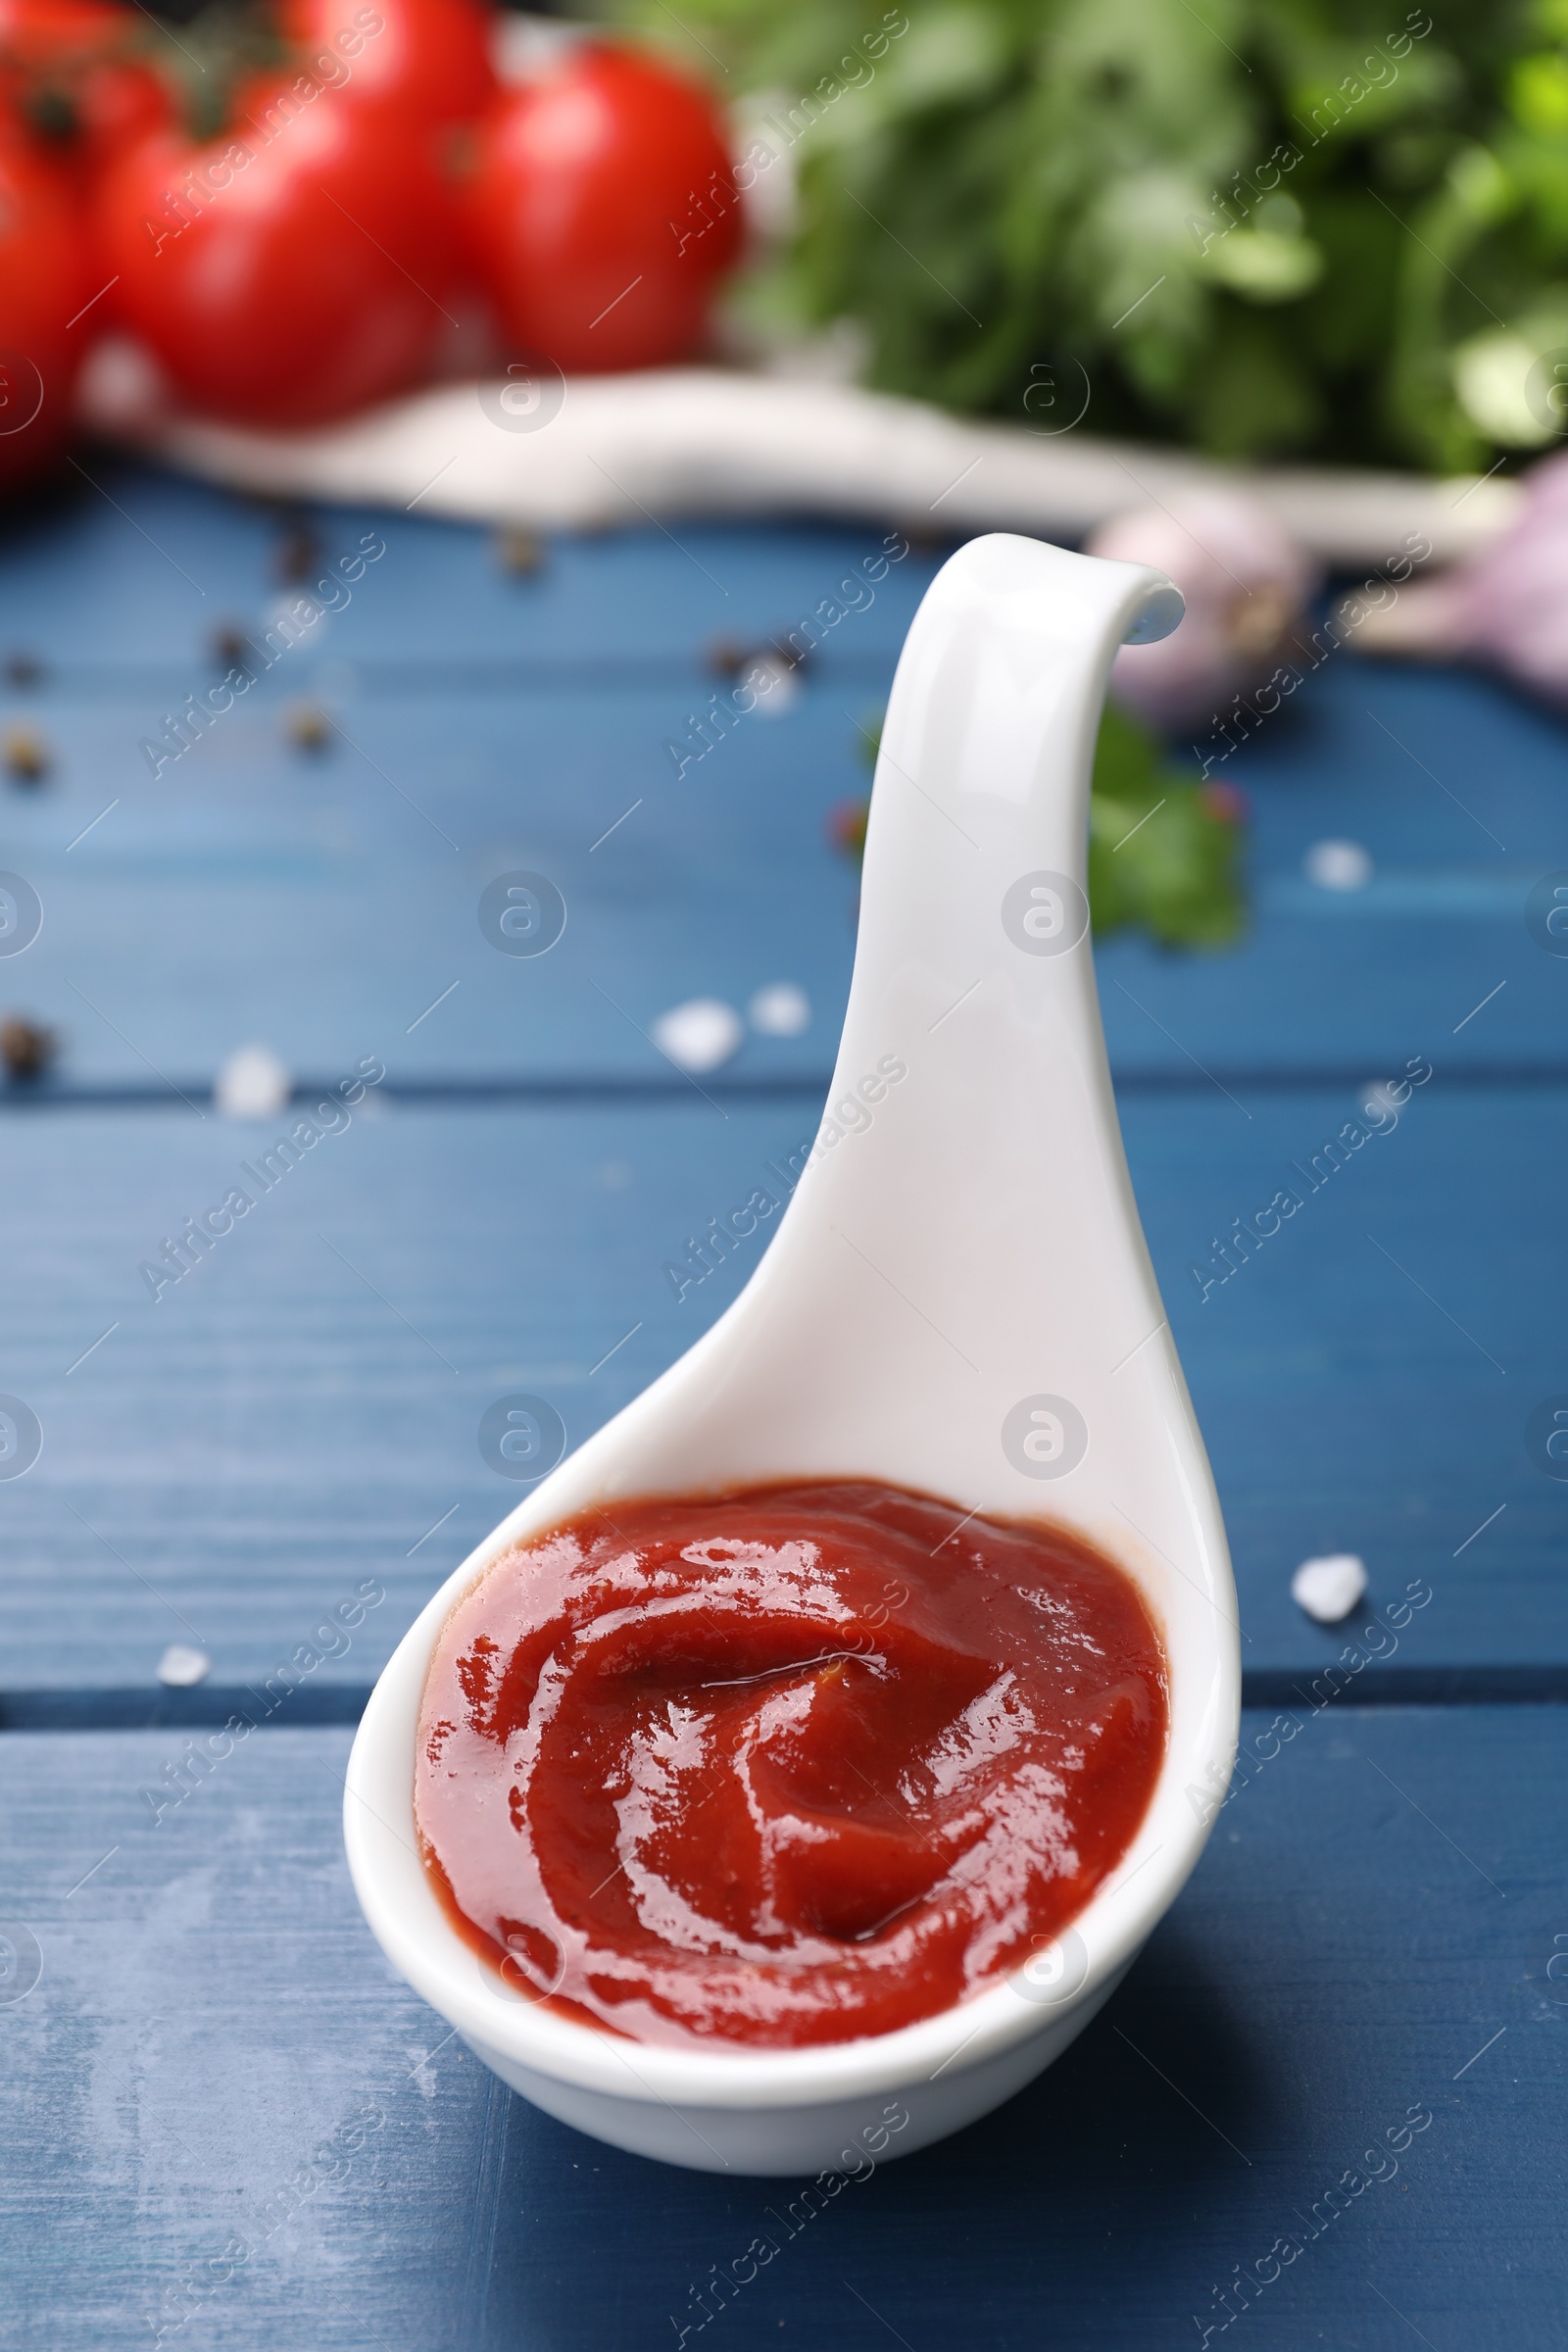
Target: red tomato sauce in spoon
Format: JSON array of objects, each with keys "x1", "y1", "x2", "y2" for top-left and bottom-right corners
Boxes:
[{"x1": 415, "y1": 1481, "x2": 1168, "y2": 2049}]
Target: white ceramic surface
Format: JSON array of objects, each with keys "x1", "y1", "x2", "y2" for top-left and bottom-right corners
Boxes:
[{"x1": 345, "y1": 532, "x2": 1240, "y2": 2179}]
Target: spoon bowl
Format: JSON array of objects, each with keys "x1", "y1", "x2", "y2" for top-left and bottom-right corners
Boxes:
[{"x1": 346, "y1": 533, "x2": 1239, "y2": 2176}]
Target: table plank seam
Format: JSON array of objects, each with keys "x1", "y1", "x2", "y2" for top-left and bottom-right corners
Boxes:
[{"x1": 5, "y1": 1668, "x2": 1568, "y2": 1731}]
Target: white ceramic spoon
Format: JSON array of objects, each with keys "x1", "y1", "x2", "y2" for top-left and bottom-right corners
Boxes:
[{"x1": 346, "y1": 532, "x2": 1240, "y2": 2179}]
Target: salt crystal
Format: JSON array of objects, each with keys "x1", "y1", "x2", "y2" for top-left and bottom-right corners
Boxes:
[
  {"x1": 1361, "y1": 1080, "x2": 1402, "y2": 1126},
  {"x1": 748, "y1": 982, "x2": 810, "y2": 1037},
  {"x1": 1303, "y1": 839, "x2": 1372, "y2": 891},
  {"x1": 215, "y1": 1043, "x2": 292, "y2": 1121},
  {"x1": 651, "y1": 999, "x2": 743, "y2": 1074},
  {"x1": 1291, "y1": 1553, "x2": 1368, "y2": 1623},
  {"x1": 156, "y1": 1643, "x2": 212, "y2": 1688},
  {"x1": 747, "y1": 654, "x2": 801, "y2": 716}
]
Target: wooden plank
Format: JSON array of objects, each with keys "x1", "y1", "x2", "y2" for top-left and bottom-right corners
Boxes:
[
  {"x1": 0, "y1": 1099, "x2": 826, "y2": 1689},
  {"x1": 0, "y1": 1088, "x2": 1562, "y2": 1689},
  {"x1": 1119, "y1": 649, "x2": 1566, "y2": 1086},
  {"x1": 1, "y1": 685, "x2": 862, "y2": 1088},
  {"x1": 0, "y1": 1725, "x2": 496, "y2": 2352},
  {"x1": 0, "y1": 471, "x2": 1561, "y2": 1090},
  {"x1": 1141, "y1": 1078, "x2": 1568, "y2": 1681},
  {"x1": 3, "y1": 656, "x2": 1559, "y2": 1088},
  {"x1": 1, "y1": 1705, "x2": 1561, "y2": 2346},
  {"x1": 0, "y1": 467, "x2": 937, "y2": 671}
]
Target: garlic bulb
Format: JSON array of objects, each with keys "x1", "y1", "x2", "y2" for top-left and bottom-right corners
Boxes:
[
  {"x1": 1089, "y1": 489, "x2": 1315, "y2": 731},
  {"x1": 1348, "y1": 446, "x2": 1568, "y2": 702}
]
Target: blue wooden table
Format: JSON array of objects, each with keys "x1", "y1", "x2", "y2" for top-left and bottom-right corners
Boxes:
[{"x1": 1, "y1": 466, "x2": 1564, "y2": 2349}]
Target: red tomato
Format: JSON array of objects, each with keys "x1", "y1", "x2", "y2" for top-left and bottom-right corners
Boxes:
[
  {"x1": 95, "y1": 75, "x2": 461, "y2": 427},
  {"x1": 67, "y1": 56, "x2": 173, "y2": 173},
  {"x1": 0, "y1": 133, "x2": 89, "y2": 488},
  {"x1": 279, "y1": 0, "x2": 495, "y2": 129},
  {"x1": 466, "y1": 42, "x2": 741, "y2": 373},
  {"x1": 0, "y1": 0, "x2": 128, "y2": 73},
  {"x1": 0, "y1": 0, "x2": 171, "y2": 178}
]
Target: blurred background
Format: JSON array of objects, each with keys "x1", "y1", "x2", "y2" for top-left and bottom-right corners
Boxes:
[{"x1": 5, "y1": 0, "x2": 1568, "y2": 1049}]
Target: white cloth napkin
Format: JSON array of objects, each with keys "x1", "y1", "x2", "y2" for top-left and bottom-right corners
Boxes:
[{"x1": 81, "y1": 345, "x2": 1516, "y2": 568}]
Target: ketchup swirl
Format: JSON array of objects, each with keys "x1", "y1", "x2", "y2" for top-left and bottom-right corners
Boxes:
[{"x1": 416, "y1": 1481, "x2": 1167, "y2": 2048}]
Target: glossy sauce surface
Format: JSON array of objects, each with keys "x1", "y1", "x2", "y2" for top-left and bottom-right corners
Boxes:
[{"x1": 415, "y1": 1481, "x2": 1168, "y2": 2048}]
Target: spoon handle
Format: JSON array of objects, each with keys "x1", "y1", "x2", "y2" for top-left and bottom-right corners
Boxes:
[{"x1": 735, "y1": 537, "x2": 1201, "y2": 1538}]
